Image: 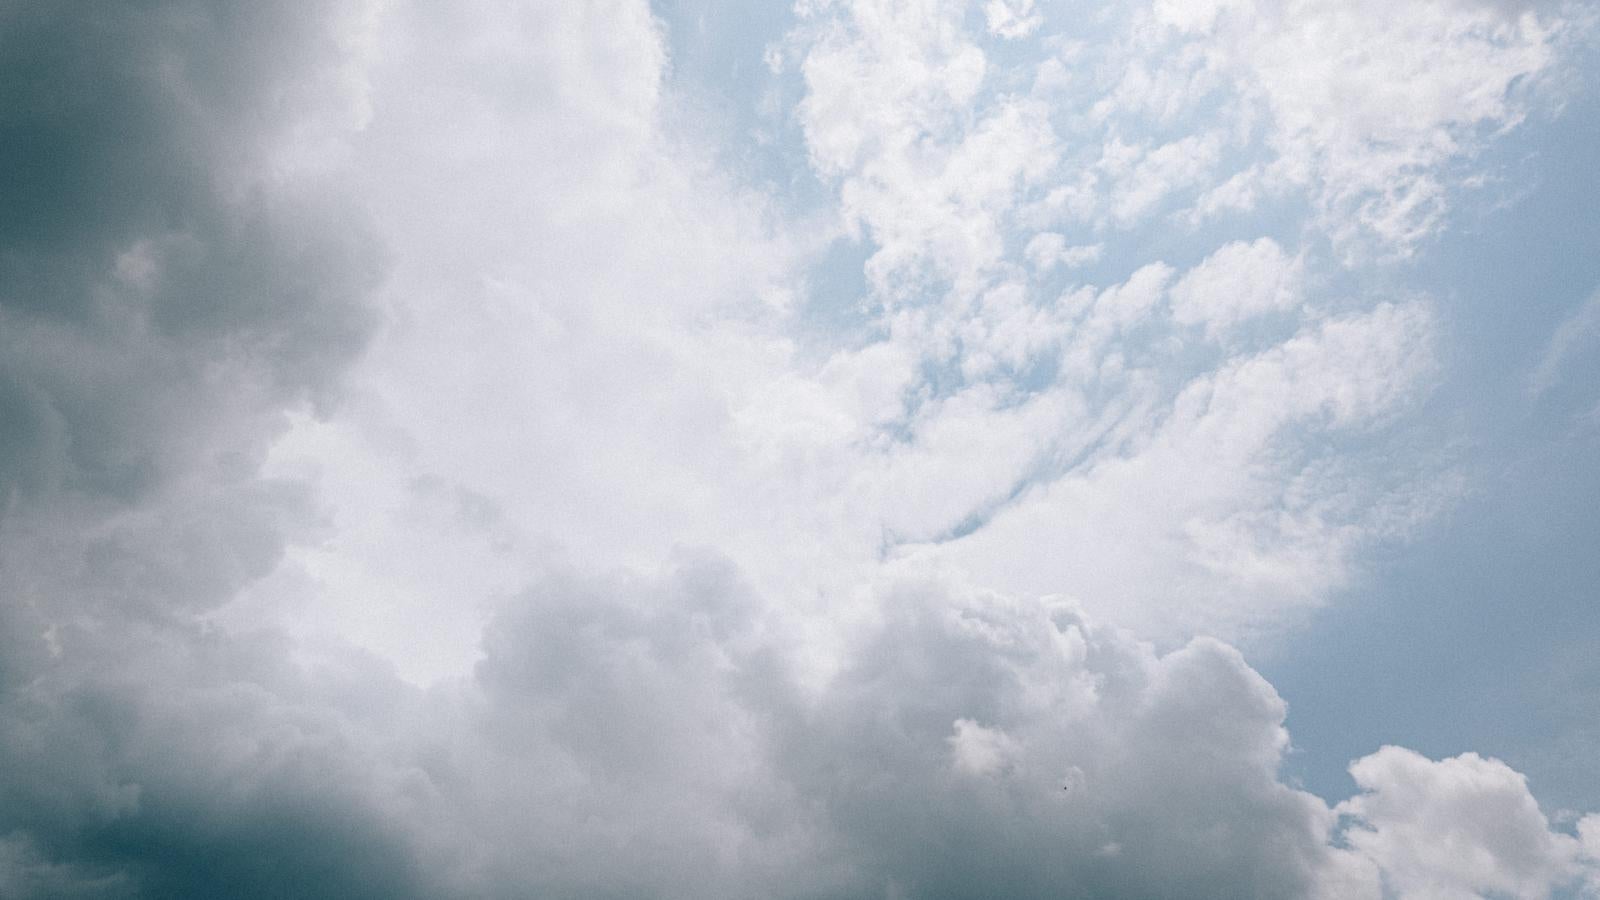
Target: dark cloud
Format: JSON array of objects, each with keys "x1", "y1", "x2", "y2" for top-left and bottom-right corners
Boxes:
[
  {"x1": 0, "y1": 2, "x2": 391, "y2": 896},
  {"x1": 0, "y1": 628, "x2": 429, "y2": 898},
  {"x1": 0, "y1": 0, "x2": 379, "y2": 507}
]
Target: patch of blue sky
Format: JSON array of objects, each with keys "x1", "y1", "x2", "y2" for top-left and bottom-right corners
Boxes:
[
  {"x1": 653, "y1": 0, "x2": 833, "y2": 212},
  {"x1": 793, "y1": 233, "x2": 880, "y2": 348},
  {"x1": 1261, "y1": 52, "x2": 1600, "y2": 815}
]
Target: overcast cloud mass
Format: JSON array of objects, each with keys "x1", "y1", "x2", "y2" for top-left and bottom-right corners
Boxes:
[{"x1": 2, "y1": 0, "x2": 1598, "y2": 897}]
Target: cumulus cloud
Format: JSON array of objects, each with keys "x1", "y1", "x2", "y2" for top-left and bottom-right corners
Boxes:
[
  {"x1": 0, "y1": 1, "x2": 399, "y2": 894},
  {"x1": 9, "y1": 540, "x2": 1600, "y2": 897},
  {"x1": 1024, "y1": 233, "x2": 1103, "y2": 272},
  {"x1": 0, "y1": 0, "x2": 384, "y2": 659},
  {"x1": 1337, "y1": 746, "x2": 1600, "y2": 899},
  {"x1": 2, "y1": 0, "x2": 1597, "y2": 897},
  {"x1": 1170, "y1": 237, "x2": 1304, "y2": 341}
]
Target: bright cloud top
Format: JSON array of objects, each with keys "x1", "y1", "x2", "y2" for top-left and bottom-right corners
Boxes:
[{"x1": 0, "y1": 0, "x2": 1596, "y2": 897}]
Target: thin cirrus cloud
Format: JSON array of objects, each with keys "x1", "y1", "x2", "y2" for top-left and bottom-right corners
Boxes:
[{"x1": 0, "y1": 1, "x2": 1597, "y2": 898}]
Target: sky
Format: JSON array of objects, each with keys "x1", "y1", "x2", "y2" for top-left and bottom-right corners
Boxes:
[{"x1": 1, "y1": 0, "x2": 1598, "y2": 897}]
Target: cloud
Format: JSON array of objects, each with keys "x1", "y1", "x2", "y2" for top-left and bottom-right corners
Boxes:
[
  {"x1": 1170, "y1": 237, "x2": 1304, "y2": 341},
  {"x1": 984, "y1": 0, "x2": 1043, "y2": 40},
  {"x1": 1024, "y1": 233, "x2": 1103, "y2": 272},
  {"x1": 9, "y1": 535, "x2": 1600, "y2": 897},
  {"x1": 0, "y1": 0, "x2": 382, "y2": 564},
  {"x1": 919, "y1": 300, "x2": 1442, "y2": 638},
  {"x1": 1337, "y1": 746, "x2": 1600, "y2": 899},
  {"x1": 1530, "y1": 286, "x2": 1600, "y2": 400},
  {"x1": 286, "y1": 558, "x2": 1600, "y2": 897},
  {"x1": 0, "y1": 7, "x2": 387, "y2": 792},
  {"x1": 798, "y1": 0, "x2": 1055, "y2": 291},
  {"x1": 766, "y1": 0, "x2": 1512, "y2": 636},
  {"x1": 779, "y1": 579, "x2": 1366, "y2": 899},
  {"x1": 0, "y1": 1, "x2": 403, "y2": 895},
  {"x1": 1150, "y1": 0, "x2": 1569, "y2": 256},
  {"x1": 1, "y1": 0, "x2": 1597, "y2": 897}
]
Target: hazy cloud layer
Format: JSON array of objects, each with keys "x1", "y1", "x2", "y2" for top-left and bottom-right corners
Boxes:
[{"x1": 1, "y1": 1, "x2": 1596, "y2": 897}]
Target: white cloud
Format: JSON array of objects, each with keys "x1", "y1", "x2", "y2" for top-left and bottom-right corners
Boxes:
[
  {"x1": 984, "y1": 0, "x2": 1043, "y2": 39},
  {"x1": 921, "y1": 301, "x2": 1440, "y2": 639},
  {"x1": 1171, "y1": 237, "x2": 1304, "y2": 340},
  {"x1": 1154, "y1": 0, "x2": 1568, "y2": 255},
  {"x1": 233, "y1": 0, "x2": 810, "y2": 676},
  {"x1": 1024, "y1": 232, "x2": 1103, "y2": 272},
  {"x1": 798, "y1": 0, "x2": 1060, "y2": 290},
  {"x1": 1337, "y1": 746, "x2": 1600, "y2": 899},
  {"x1": 948, "y1": 718, "x2": 1023, "y2": 775},
  {"x1": 1530, "y1": 286, "x2": 1600, "y2": 399},
  {"x1": 449, "y1": 565, "x2": 1364, "y2": 895},
  {"x1": 1104, "y1": 131, "x2": 1226, "y2": 228}
]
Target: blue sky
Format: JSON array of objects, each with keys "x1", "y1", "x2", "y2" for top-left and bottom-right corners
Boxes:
[
  {"x1": 1264, "y1": 58, "x2": 1600, "y2": 815},
  {"x1": 656, "y1": 0, "x2": 1600, "y2": 817},
  {"x1": 3, "y1": 1, "x2": 1599, "y2": 897},
  {"x1": 1254, "y1": 37, "x2": 1600, "y2": 809}
]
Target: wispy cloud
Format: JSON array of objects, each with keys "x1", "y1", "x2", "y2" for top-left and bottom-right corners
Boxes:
[{"x1": 1530, "y1": 286, "x2": 1600, "y2": 399}]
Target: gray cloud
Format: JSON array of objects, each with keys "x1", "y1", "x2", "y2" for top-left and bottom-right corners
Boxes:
[
  {"x1": 442, "y1": 561, "x2": 1599, "y2": 898},
  {"x1": 0, "y1": 2, "x2": 391, "y2": 895},
  {"x1": 0, "y1": 0, "x2": 379, "y2": 507},
  {"x1": 332, "y1": 558, "x2": 1367, "y2": 898},
  {"x1": 763, "y1": 583, "x2": 1358, "y2": 899}
]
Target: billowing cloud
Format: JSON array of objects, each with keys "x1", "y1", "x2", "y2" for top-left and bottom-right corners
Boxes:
[
  {"x1": 8, "y1": 544, "x2": 1600, "y2": 896},
  {"x1": 1336, "y1": 746, "x2": 1600, "y2": 899},
  {"x1": 0, "y1": 0, "x2": 396, "y2": 894},
  {"x1": 2, "y1": 0, "x2": 1596, "y2": 897}
]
